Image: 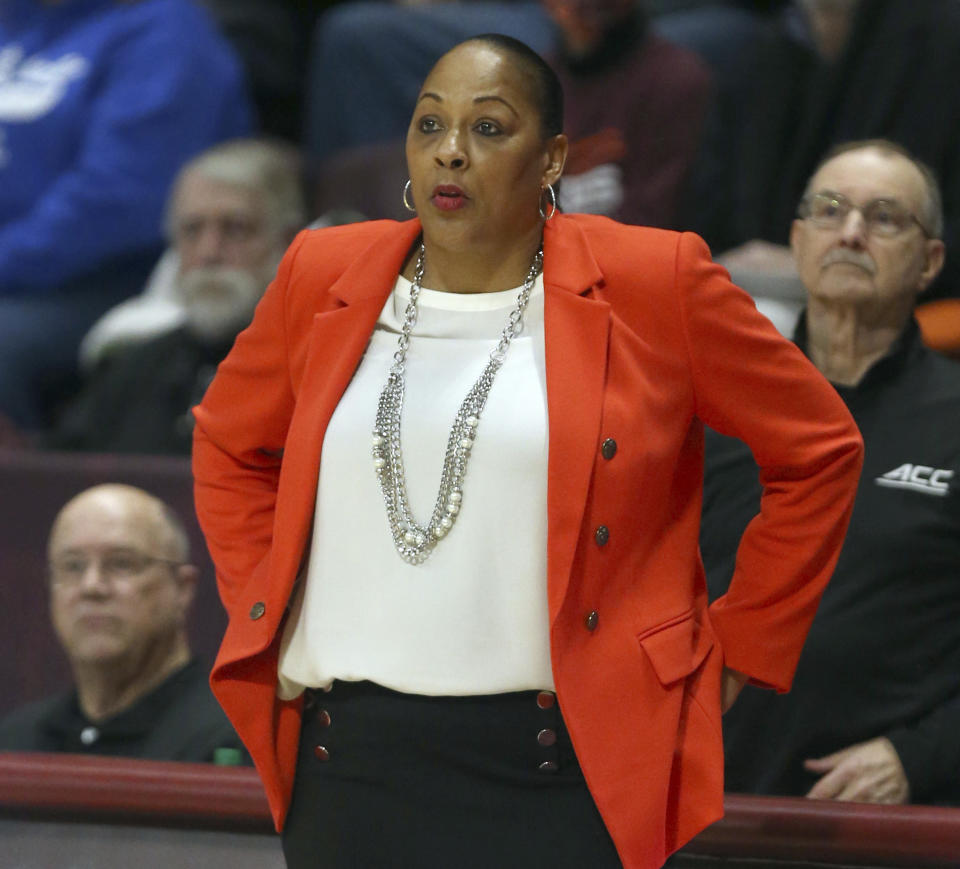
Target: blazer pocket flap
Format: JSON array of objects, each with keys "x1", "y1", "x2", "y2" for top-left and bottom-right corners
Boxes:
[{"x1": 638, "y1": 612, "x2": 713, "y2": 686}]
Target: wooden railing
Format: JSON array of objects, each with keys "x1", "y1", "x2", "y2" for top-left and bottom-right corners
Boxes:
[
  {"x1": 2, "y1": 752, "x2": 958, "y2": 867},
  {"x1": 0, "y1": 752, "x2": 271, "y2": 829},
  {"x1": 682, "y1": 792, "x2": 960, "y2": 867}
]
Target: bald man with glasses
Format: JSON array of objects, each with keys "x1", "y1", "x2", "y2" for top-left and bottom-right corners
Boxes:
[
  {"x1": 700, "y1": 139, "x2": 960, "y2": 806},
  {"x1": 0, "y1": 484, "x2": 244, "y2": 763}
]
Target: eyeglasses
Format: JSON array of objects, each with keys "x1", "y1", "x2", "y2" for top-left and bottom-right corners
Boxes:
[
  {"x1": 49, "y1": 550, "x2": 182, "y2": 588},
  {"x1": 797, "y1": 191, "x2": 931, "y2": 237}
]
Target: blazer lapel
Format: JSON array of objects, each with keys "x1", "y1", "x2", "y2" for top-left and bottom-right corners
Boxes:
[
  {"x1": 272, "y1": 221, "x2": 423, "y2": 589},
  {"x1": 290, "y1": 219, "x2": 424, "y2": 454},
  {"x1": 542, "y1": 217, "x2": 610, "y2": 625},
  {"x1": 328, "y1": 219, "x2": 423, "y2": 306}
]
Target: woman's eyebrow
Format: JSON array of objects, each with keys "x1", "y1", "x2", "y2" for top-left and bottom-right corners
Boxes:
[
  {"x1": 474, "y1": 95, "x2": 518, "y2": 117},
  {"x1": 416, "y1": 93, "x2": 518, "y2": 119}
]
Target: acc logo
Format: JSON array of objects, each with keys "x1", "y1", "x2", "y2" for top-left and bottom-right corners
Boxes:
[{"x1": 875, "y1": 464, "x2": 953, "y2": 497}]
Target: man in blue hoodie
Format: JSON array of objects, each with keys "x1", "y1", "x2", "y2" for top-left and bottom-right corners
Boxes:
[{"x1": 0, "y1": 0, "x2": 252, "y2": 429}]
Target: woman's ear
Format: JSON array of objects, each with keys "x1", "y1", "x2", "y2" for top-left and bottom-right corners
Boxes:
[{"x1": 542, "y1": 133, "x2": 568, "y2": 187}]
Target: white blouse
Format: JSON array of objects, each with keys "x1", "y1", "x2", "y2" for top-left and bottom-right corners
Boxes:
[{"x1": 277, "y1": 272, "x2": 553, "y2": 698}]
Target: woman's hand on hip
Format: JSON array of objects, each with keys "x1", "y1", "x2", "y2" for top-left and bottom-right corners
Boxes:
[{"x1": 721, "y1": 667, "x2": 749, "y2": 714}]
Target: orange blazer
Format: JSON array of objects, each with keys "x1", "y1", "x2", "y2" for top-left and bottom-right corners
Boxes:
[{"x1": 193, "y1": 214, "x2": 863, "y2": 869}]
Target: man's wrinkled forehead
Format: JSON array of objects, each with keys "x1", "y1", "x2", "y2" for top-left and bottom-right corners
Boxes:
[
  {"x1": 49, "y1": 487, "x2": 170, "y2": 558},
  {"x1": 808, "y1": 148, "x2": 926, "y2": 210}
]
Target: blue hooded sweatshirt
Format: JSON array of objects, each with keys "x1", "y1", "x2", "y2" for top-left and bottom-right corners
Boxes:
[{"x1": 0, "y1": 0, "x2": 252, "y2": 294}]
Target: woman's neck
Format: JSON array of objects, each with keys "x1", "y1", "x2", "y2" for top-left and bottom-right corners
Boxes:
[{"x1": 407, "y1": 228, "x2": 544, "y2": 294}]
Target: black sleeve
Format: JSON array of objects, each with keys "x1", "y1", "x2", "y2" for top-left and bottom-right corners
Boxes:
[
  {"x1": 700, "y1": 427, "x2": 763, "y2": 602},
  {"x1": 44, "y1": 355, "x2": 132, "y2": 451},
  {"x1": 887, "y1": 690, "x2": 960, "y2": 803}
]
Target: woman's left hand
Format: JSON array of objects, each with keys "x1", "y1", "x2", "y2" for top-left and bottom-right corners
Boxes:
[{"x1": 721, "y1": 666, "x2": 749, "y2": 714}]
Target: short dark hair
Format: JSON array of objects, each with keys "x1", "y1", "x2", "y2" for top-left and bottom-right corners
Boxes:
[
  {"x1": 807, "y1": 139, "x2": 944, "y2": 239},
  {"x1": 461, "y1": 34, "x2": 564, "y2": 139}
]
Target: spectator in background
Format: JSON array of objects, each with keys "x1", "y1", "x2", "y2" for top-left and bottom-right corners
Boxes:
[
  {"x1": 701, "y1": 140, "x2": 960, "y2": 805},
  {"x1": 0, "y1": 484, "x2": 244, "y2": 763},
  {"x1": 197, "y1": 0, "x2": 346, "y2": 143},
  {"x1": 0, "y1": 0, "x2": 252, "y2": 431},
  {"x1": 700, "y1": 0, "x2": 960, "y2": 333},
  {"x1": 46, "y1": 139, "x2": 308, "y2": 456},
  {"x1": 653, "y1": 1, "x2": 787, "y2": 66},
  {"x1": 545, "y1": 0, "x2": 712, "y2": 228}
]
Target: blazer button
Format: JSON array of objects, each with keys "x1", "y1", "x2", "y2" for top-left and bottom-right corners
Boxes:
[
  {"x1": 585, "y1": 610, "x2": 599, "y2": 631},
  {"x1": 316, "y1": 709, "x2": 331, "y2": 728},
  {"x1": 601, "y1": 438, "x2": 617, "y2": 460},
  {"x1": 594, "y1": 525, "x2": 610, "y2": 546},
  {"x1": 249, "y1": 601, "x2": 266, "y2": 620},
  {"x1": 536, "y1": 691, "x2": 556, "y2": 710},
  {"x1": 313, "y1": 745, "x2": 330, "y2": 762},
  {"x1": 537, "y1": 728, "x2": 557, "y2": 747},
  {"x1": 538, "y1": 760, "x2": 559, "y2": 773}
]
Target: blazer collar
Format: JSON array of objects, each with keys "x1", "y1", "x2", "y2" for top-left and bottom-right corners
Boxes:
[
  {"x1": 326, "y1": 214, "x2": 603, "y2": 306},
  {"x1": 328, "y1": 219, "x2": 424, "y2": 306},
  {"x1": 542, "y1": 214, "x2": 604, "y2": 297}
]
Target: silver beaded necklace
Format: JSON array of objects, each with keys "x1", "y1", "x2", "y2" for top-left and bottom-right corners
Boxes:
[{"x1": 372, "y1": 242, "x2": 543, "y2": 564}]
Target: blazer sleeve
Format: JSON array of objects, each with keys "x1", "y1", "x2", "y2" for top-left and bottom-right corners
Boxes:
[
  {"x1": 191, "y1": 232, "x2": 307, "y2": 612},
  {"x1": 673, "y1": 231, "x2": 864, "y2": 692}
]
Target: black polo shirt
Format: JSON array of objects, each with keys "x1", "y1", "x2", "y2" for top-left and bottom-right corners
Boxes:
[
  {"x1": 701, "y1": 319, "x2": 960, "y2": 803},
  {"x1": 0, "y1": 659, "x2": 245, "y2": 764}
]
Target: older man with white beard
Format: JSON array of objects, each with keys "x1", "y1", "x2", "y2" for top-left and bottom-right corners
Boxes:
[
  {"x1": 701, "y1": 139, "x2": 960, "y2": 806},
  {"x1": 46, "y1": 139, "x2": 306, "y2": 455}
]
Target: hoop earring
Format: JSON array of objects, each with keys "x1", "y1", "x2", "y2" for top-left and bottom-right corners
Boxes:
[
  {"x1": 403, "y1": 180, "x2": 416, "y2": 214},
  {"x1": 539, "y1": 184, "x2": 557, "y2": 220}
]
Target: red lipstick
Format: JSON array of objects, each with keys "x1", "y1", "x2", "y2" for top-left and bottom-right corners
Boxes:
[{"x1": 431, "y1": 184, "x2": 468, "y2": 211}]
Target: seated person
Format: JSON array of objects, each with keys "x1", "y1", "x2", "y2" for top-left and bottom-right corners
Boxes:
[
  {"x1": 0, "y1": 484, "x2": 244, "y2": 763},
  {"x1": 703, "y1": 0, "x2": 960, "y2": 335},
  {"x1": 544, "y1": 0, "x2": 712, "y2": 228},
  {"x1": 701, "y1": 140, "x2": 960, "y2": 805},
  {"x1": 197, "y1": 0, "x2": 315, "y2": 142},
  {"x1": 0, "y1": 0, "x2": 252, "y2": 430},
  {"x1": 46, "y1": 139, "x2": 307, "y2": 455}
]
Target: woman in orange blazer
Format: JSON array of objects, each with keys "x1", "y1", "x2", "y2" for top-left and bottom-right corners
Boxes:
[{"x1": 193, "y1": 36, "x2": 862, "y2": 869}]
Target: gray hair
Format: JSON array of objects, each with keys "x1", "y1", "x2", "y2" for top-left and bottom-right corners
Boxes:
[
  {"x1": 806, "y1": 139, "x2": 944, "y2": 239},
  {"x1": 166, "y1": 138, "x2": 308, "y2": 241}
]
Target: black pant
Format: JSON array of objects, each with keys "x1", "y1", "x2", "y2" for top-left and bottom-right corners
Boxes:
[{"x1": 282, "y1": 681, "x2": 623, "y2": 868}]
